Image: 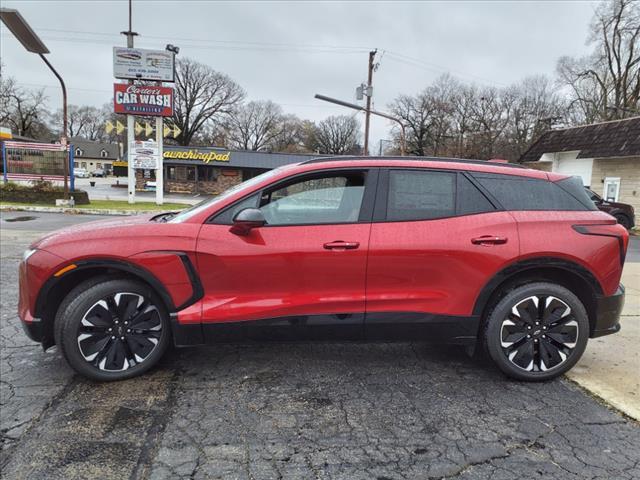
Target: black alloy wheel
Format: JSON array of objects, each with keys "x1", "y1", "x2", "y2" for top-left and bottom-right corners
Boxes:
[
  {"x1": 77, "y1": 292, "x2": 162, "y2": 371},
  {"x1": 55, "y1": 278, "x2": 170, "y2": 381},
  {"x1": 499, "y1": 295, "x2": 578, "y2": 372},
  {"x1": 484, "y1": 282, "x2": 589, "y2": 381}
]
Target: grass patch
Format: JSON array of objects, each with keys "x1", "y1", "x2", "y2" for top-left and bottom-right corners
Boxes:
[{"x1": 1, "y1": 199, "x2": 188, "y2": 211}]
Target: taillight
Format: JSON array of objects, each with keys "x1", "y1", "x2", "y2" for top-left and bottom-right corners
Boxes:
[{"x1": 573, "y1": 224, "x2": 629, "y2": 266}]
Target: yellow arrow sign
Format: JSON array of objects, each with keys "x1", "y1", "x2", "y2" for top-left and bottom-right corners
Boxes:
[
  {"x1": 172, "y1": 125, "x2": 181, "y2": 138},
  {"x1": 134, "y1": 122, "x2": 144, "y2": 135},
  {"x1": 106, "y1": 120, "x2": 126, "y2": 135},
  {"x1": 145, "y1": 123, "x2": 154, "y2": 136},
  {"x1": 163, "y1": 124, "x2": 172, "y2": 137}
]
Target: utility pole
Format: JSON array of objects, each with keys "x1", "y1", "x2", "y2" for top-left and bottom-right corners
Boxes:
[
  {"x1": 363, "y1": 49, "x2": 376, "y2": 156},
  {"x1": 121, "y1": 0, "x2": 138, "y2": 204}
]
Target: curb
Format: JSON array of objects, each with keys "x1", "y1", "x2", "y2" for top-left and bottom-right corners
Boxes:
[{"x1": 1, "y1": 205, "x2": 147, "y2": 216}]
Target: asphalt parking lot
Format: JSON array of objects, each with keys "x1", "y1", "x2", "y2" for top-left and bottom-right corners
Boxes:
[{"x1": 1, "y1": 212, "x2": 639, "y2": 480}]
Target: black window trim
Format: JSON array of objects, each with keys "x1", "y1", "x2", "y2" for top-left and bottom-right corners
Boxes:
[
  {"x1": 373, "y1": 167, "x2": 500, "y2": 224},
  {"x1": 207, "y1": 167, "x2": 379, "y2": 227}
]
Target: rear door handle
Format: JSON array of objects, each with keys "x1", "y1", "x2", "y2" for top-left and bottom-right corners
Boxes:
[
  {"x1": 323, "y1": 241, "x2": 360, "y2": 250},
  {"x1": 471, "y1": 235, "x2": 508, "y2": 246}
]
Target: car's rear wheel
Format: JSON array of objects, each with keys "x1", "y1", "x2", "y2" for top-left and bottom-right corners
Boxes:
[
  {"x1": 614, "y1": 213, "x2": 631, "y2": 230},
  {"x1": 484, "y1": 282, "x2": 589, "y2": 381},
  {"x1": 55, "y1": 278, "x2": 170, "y2": 381}
]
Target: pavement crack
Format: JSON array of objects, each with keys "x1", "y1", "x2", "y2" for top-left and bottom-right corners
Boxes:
[{"x1": 128, "y1": 370, "x2": 181, "y2": 480}]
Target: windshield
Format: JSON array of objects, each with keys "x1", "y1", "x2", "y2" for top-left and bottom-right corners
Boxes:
[{"x1": 168, "y1": 166, "x2": 287, "y2": 223}]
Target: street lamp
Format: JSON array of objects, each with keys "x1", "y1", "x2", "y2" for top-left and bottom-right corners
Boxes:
[
  {"x1": 314, "y1": 94, "x2": 406, "y2": 156},
  {"x1": 1, "y1": 8, "x2": 69, "y2": 198}
]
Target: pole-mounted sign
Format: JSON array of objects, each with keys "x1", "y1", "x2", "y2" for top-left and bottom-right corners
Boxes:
[
  {"x1": 113, "y1": 84, "x2": 174, "y2": 116},
  {"x1": 113, "y1": 47, "x2": 175, "y2": 82}
]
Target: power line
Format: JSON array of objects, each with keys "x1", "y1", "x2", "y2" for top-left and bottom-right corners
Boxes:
[
  {"x1": 30, "y1": 27, "x2": 372, "y2": 53},
  {"x1": 1, "y1": 33, "x2": 368, "y2": 55},
  {"x1": 384, "y1": 51, "x2": 508, "y2": 87}
]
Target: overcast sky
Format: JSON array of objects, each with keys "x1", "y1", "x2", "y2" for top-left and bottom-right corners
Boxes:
[{"x1": 1, "y1": 0, "x2": 598, "y2": 148}]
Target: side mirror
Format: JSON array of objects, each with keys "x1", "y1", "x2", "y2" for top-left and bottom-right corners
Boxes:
[{"x1": 230, "y1": 208, "x2": 266, "y2": 236}]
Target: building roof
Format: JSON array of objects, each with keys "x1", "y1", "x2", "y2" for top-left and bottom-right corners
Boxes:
[
  {"x1": 162, "y1": 146, "x2": 326, "y2": 169},
  {"x1": 519, "y1": 116, "x2": 640, "y2": 163},
  {"x1": 71, "y1": 138, "x2": 120, "y2": 160}
]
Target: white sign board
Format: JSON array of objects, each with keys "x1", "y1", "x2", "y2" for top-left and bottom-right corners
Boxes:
[
  {"x1": 129, "y1": 140, "x2": 160, "y2": 169},
  {"x1": 113, "y1": 47, "x2": 175, "y2": 82}
]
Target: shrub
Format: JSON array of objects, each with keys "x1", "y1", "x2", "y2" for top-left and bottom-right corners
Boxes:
[{"x1": 0, "y1": 181, "x2": 90, "y2": 205}]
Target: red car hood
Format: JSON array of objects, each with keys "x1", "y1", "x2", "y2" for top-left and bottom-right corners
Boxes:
[{"x1": 31, "y1": 213, "x2": 157, "y2": 250}]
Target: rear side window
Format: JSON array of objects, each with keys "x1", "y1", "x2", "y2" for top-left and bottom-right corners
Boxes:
[
  {"x1": 457, "y1": 174, "x2": 496, "y2": 215},
  {"x1": 472, "y1": 173, "x2": 594, "y2": 211},
  {"x1": 387, "y1": 170, "x2": 455, "y2": 221},
  {"x1": 556, "y1": 176, "x2": 599, "y2": 211}
]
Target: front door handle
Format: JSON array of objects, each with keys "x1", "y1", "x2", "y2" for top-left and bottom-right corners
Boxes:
[
  {"x1": 323, "y1": 241, "x2": 360, "y2": 250},
  {"x1": 471, "y1": 235, "x2": 508, "y2": 246}
]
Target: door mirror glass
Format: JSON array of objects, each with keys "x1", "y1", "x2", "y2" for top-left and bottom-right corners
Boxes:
[{"x1": 230, "y1": 208, "x2": 266, "y2": 236}]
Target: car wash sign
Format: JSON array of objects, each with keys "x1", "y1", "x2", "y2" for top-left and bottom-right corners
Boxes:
[{"x1": 114, "y1": 84, "x2": 174, "y2": 116}]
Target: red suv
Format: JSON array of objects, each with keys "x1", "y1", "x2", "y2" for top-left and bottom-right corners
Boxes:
[{"x1": 18, "y1": 158, "x2": 628, "y2": 382}]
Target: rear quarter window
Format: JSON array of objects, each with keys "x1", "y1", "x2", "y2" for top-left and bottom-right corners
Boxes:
[{"x1": 472, "y1": 173, "x2": 595, "y2": 211}]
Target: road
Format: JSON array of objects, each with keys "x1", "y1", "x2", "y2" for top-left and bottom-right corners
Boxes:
[
  {"x1": 1, "y1": 212, "x2": 639, "y2": 480},
  {"x1": 73, "y1": 177, "x2": 205, "y2": 205}
]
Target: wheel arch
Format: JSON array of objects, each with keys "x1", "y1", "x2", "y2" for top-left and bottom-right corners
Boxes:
[
  {"x1": 35, "y1": 259, "x2": 176, "y2": 349},
  {"x1": 473, "y1": 257, "x2": 603, "y2": 336}
]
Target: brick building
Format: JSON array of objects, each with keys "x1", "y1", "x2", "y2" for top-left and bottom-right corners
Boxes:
[
  {"x1": 125, "y1": 146, "x2": 323, "y2": 195},
  {"x1": 519, "y1": 117, "x2": 640, "y2": 225}
]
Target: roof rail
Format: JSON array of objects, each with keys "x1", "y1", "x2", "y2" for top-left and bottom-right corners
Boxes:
[{"x1": 300, "y1": 155, "x2": 526, "y2": 169}]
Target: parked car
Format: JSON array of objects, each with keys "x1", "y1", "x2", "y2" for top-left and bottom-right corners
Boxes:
[
  {"x1": 144, "y1": 181, "x2": 157, "y2": 191},
  {"x1": 18, "y1": 158, "x2": 628, "y2": 382},
  {"x1": 91, "y1": 169, "x2": 106, "y2": 178},
  {"x1": 73, "y1": 168, "x2": 90, "y2": 179},
  {"x1": 585, "y1": 187, "x2": 635, "y2": 230}
]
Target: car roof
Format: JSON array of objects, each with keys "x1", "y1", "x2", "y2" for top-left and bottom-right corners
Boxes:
[{"x1": 297, "y1": 156, "x2": 552, "y2": 180}]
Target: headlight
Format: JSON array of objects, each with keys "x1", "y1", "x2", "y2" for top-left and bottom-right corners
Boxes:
[{"x1": 23, "y1": 248, "x2": 37, "y2": 263}]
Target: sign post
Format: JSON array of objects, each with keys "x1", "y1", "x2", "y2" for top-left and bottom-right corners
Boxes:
[
  {"x1": 127, "y1": 115, "x2": 135, "y2": 204},
  {"x1": 155, "y1": 116, "x2": 163, "y2": 205}
]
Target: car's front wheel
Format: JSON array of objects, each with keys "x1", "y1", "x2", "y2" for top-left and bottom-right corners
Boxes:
[
  {"x1": 484, "y1": 282, "x2": 589, "y2": 381},
  {"x1": 55, "y1": 278, "x2": 170, "y2": 381}
]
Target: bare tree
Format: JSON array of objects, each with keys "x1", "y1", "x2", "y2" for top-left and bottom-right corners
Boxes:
[
  {"x1": 389, "y1": 92, "x2": 434, "y2": 156},
  {"x1": 0, "y1": 69, "x2": 16, "y2": 126},
  {"x1": 226, "y1": 100, "x2": 284, "y2": 151},
  {"x1": 388, "y1": 75, "x2": 457, "y2": 156},
  {"x1": 172, "y1": 57, "x2": 245, "y2": 146},
  {"x1": 502, "y1": 76, "x2": 566, "y2": 159},
  {"x1": 50, "y1": 105, "x2": 108, "y2": 140},
  {"x1": 268, "y1": 114, "x2": 312, "y2": 153},
  {"x1": 314, "y1": 115, "x2": 361, "y2": 155},
  {"x1": 190, "y1": 122, "x2": 229, "y2": 147},
  {"x1": 558, "y1": 0, "x2": 640, "y2": 121},
  {"x1": 0, "y1": 72, "x2": 50, "y2": 140}
]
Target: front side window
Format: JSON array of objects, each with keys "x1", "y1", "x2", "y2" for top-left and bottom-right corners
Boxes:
[
  {"x1": 387, "y1": 170, "x2": 456, "y2": 221},
  {"x1": 259, "y1": 172, "x2": 366, "y2": 225}
]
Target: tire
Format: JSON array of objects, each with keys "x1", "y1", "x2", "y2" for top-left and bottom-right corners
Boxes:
[
  {"x1": 614, "y1": 214, "x2": 631, "y2": 230},
  {"x1": 483, "y1": 282, "x2": 589, "y2": 381},
  {"x1": 54, "y1": 278, "x2": 170, "y2": 381}
]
